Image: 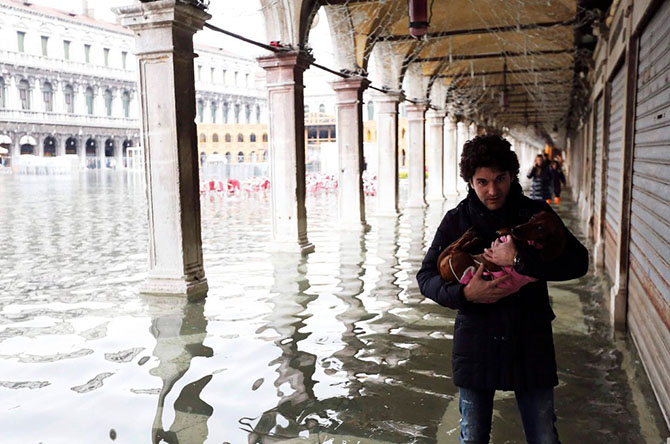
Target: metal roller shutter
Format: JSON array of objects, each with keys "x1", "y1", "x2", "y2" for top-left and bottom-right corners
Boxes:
[
  {"x1": 628, "y1": 0, "x2": 670, "y2": 426},
  {"x1": 593, "y1": 96, "x2": 604, "y2": 243},
  {"x1": 604, "y1": 65, "x2": 625, "y2": 281}
]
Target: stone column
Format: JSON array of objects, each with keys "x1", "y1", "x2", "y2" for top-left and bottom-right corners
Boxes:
[
  {"x1": 111, "y1": 89, "x2": 122, "y2": 117},
  {"x1": 54, "y1": 81, "x2": 64, "y2": 114},
  {"x1": 456, "y1": 120, "x2": 468, "y2": 195},
  {"x1": 258, "y1": 50, "x2": 315, "y2": 254},
  {"x1": 114, "y1": 136, "x2": 124, "y2": 169},
  {"x1": 33, "y1": 79, "x2": 44, "y2": 112},
  {"x1": 7, "y1": 76, "x2": 19, "y2": 110},
  {"x1": 34, "y1": 134, "x2": 44, "y2": 157},
  {"x1": 373, "y1": 90, "x2": 402, "y2": 216},
  {"x1": 406, "y1": 102, "x2": 428, "y2": 208},
  {"x1": 426, "y1": 109, "x2": 445, "y2": 202},
  {"x1": 468, "y1": 122, "x2": 477, "y2": 140},
  {"x1": 115, "y1": 0, "x2": 210, "y2": 299},
  {"x1": 58, "y1": 136, "x2": 67, "y2": 157},
  {"x1": 94, "y1": 86, "x2": 104, "y2": 117},
  {"x1": 331, "y1": 76, "x2": 370, "y2": 230},
  {"x1": 202, "y1": 99, "x2": 211, "y2": 124},
  {"x1": 75, "y1": 84, "x2": 86, "y2": 115},
  {"x1": 443, "y1": 115, "x2": 459, "y2": 198},
  {"x1": 77, "y1": 135, "x2": 86, "y2": 168}
]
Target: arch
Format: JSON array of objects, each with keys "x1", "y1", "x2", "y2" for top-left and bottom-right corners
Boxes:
[
  {"x1": 223, "y1": 102, "x2": 229, "y2": 123},
  {"x1": 366, "y1": 129, "x2": 372, "y2": 142},
  {"x1": 20, "y1": 135, "x2": 36, "y2": 155},
  {"x1": 237, "y1": 133, "x2": 244, "y2": 143},
  {"x1": 401, "y1": 128, "x2": 406, "y2": 140},
  {"x1": 199, "y1": 133, "x2": 207, "y2": 143},
  {"x1": 86, "y1": 138, "x2": 97, "y2": 156},
  {"x1": 210, "y1": 100, "x2": 218, "y2": 123},
  {"x1": 225, "y1": 133, "x2": 232, "y2": 143},
  {"x1": 43, "y1": 136, "x2": 56, "y2": 157},
  {"x1": 262, "y1": 133, "x2": 268, "y2": 142},
  {"x1": 245, "y1": 104, "x2": 252, "y2": 123},
  {"x1": 197, "y1": 99, "x2": 204, "y2": 123},
  {"x1": 250, "y1": 133, "x2": 257, "y2": 143},
  {"x1": 234, "y1": 103, "x2": 240, "y2": 123},
  {"x1": 255, "y1": 104, "x2": 261, "y2": 123},
  {"x1": 250, "y1": 151, "x2": 257, "y2": 162},
  {"x1": 225, "y1": 151, "x2": 231, "y2": 162},
  {"x1": 18, "y1": 79, "x2": 30, "y2": 110},
  {"x1": 105, "y1": 138, "x2": 115, "y2": 157},
  {"x1": 0, "y1": 77, "x2": 5, "y2": 108},
  {"x1": 65, "y1": 137, "x2": 78, "y2": 154},
  {"x1": 304, "y1": 104, "x2": 310, "y2": 113},
  {"x1": 212, "y1": 133, "x2": 219, "y2": 143},
  {"x1": 401, "y1": 149, "x2": 406, "y2": 167},
  {"x1": 42, "y1": 82, "x2": 54, "y2": 112},
  {"x1": 85, "y1": 86, "x2": 94, "y2": 115},
  {"x1": 237, "y1": 151, "x2": 245, "y2": 163},
  {"x1": 64, "y1": 84, "x2": 74, "y2": 113},
  {"x1": 262, "y1": 150, "x2": 268, "y2": 162},
  {"x1": 319, "y1": 103, "x2": 325, "y2": 113}
]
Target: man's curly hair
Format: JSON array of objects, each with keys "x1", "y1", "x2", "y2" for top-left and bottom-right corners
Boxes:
[{"x1": 459, "y1": 134, "x2": 520, "y2": 184}]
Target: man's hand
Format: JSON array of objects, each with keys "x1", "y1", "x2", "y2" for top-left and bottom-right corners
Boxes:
[
  {"x1": 463, "y1": 263, "x2": 512, "y2": 304},
  {"x1": 482, "y1": 235, "x2": 516, "y2": 267}
]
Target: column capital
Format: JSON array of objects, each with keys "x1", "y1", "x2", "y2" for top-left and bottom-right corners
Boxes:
[
  {"x1": 405, "y1": 101, "x2": 429, "y2": 118},
  {"x1": 114, "y1": 1, "x2": 211, "y2": 38},
  {"x1": 330, "y1": 76, "x2": 370, "y2": 92},
  {"x1": 426, "y1": 108, "x2": 446, "y2": 123},
  {"x1": 257, "y1": 50, "x2": 314, "y2": 74}
]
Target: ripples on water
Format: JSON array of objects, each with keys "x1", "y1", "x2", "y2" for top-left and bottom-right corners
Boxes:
[{"x1": 0, "y1": 172, "x2": 667, "y2": 444}]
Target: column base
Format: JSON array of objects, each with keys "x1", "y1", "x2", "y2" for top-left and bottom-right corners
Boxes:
[
  {"x1": 140, "y1": 276, "x2": 208, "y2": 302},
  {"x1": 406, "y1": 201, "x2": 427, "y2": 209},
  {"x1": 338, "y1": 220, "x2": 371, "y2": 232},
  {"x1": 593, "y1": 239, "x2": 604, "y2": 268},
  {"x1": 373, "y1": 209, "x2": 400, "y2": 218},
  {"x1": 426, "y1": 194, "x2": 445, "y2": 202},
  {"x1": 267, "y1": 240, "x2": 315, "y2": 255},
  {"x1": 609, "y1": 283, "x2": 627, "y2": 331}
]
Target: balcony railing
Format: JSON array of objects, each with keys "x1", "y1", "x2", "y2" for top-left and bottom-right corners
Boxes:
[{"x1": 0, "y1": 108, "x2": 139, "y2": 128}]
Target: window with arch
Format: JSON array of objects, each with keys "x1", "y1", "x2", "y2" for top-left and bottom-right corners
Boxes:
[
  {"x1": 245, "y1": 104, "x2": 251, "y2": 123},
  {"x1": 319, "y1": 103, "x2": 325, "y2": 113},
  {"x1": 250, "y1": 151, "x2": 257, "y2": 162},
  {"x1": 223, "y1": 102, "x2": 229, "y2": 123},
  {"x1": 211, "y1": 101, "x2": 217, "y2": 123},
  {"x1": 366, "y1": 130, "x2": 372, "y2": 142},
  {"x1": 104, "y1": 89, "x2": 113, "y2": 116},
  {"x1": 225, "y1": 152, "x2": 231, "y2": 162},
  {"x1": 42, "y1": 82, "x2": 54, "y2": 112},
  {"x1": 262, "y1": 133, "x2": 268, "y2": 143},
  {"x1": 237, "y1": 151, "x2": 245, "y2": 163},
  {"x1": 401, "y1": 149, "x2": 406, "y2": 167},
  {"x1": 122, "y1": 90, "x2": 130, "y2": 117},
  {"x1": 237, "y1": 133, "x2": 244, "y2": 143},
  {"x1": 250, "y1": 133, "x2": 256, "y2": 143},
  {"x1": 234, "y1": 104, "x2": 240, "y2": 123},
  {"x1": 367, "y1": 101, "x2": 374, "y2": 120},
  {"x1": 304, "y1": 105, "x2": 310, "y2": 113},
  {"x1": 401, "y1": 128, "x2": 406, "y2": 140},
  {"x1": 225, "y1": 133, "x2": 232, "y2": 143},
  {"x1": 212, "y1": 133, "x2": 219, "y2": 143},
  {"x1": 262, "y1": 150, "x2": 268, "y2": 162},
  {"x1": 199, "y1": 133, "x2": 206, "y2": 143},
  {"x1": 197, "y1": 100, "x2": 204, "y2": 123},
  {"x1": 85, "y1": 86, "x2": 94, "y2": 115},
  {"x1": 18, "y1": 79, "x2": 31, "y2": 110},
  {"x1": 0, "y1": 77, "x2": 5, "y2": 108},
  {"x1": 64, "y1": 84, "x2": 74, "y2": 113},
  {"x1": 255, "y1": 105, "x2": 261, "y2": 123}
]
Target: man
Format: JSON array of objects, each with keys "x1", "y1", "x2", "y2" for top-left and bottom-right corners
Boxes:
[{"x1": 416, "y1": 135, "x2": 588, "y2": 443}]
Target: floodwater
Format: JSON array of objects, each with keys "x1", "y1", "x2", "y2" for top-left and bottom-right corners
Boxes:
[{"x1": 0, "y1": 172, "x2": 667, "y2": 444}]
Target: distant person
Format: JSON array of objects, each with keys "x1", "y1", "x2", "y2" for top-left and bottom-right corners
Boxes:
[
  {"x1": 549, "y1": 160, "x2": 566, "y2": 204},
  {"x1": 527, "y1": 154, "x2": 552, "y2": 204}
]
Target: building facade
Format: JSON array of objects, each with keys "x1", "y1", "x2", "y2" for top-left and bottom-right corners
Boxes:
[{"x1": 0, "y1": 0, "x2": 266, "y2": 169}]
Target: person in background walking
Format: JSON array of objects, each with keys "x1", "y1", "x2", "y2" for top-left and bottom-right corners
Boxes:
[
  {"x1": 527, "y1": 154, "x2": 552, "y2": 204},
  {"x1": 549, "y1": 160, "x2": 566, "y2": 205}
]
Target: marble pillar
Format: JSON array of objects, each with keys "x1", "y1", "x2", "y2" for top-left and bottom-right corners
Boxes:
[
  {"x1": 443, "y1": 116, "x2": 459, "y2": 198},
  {"x1": 426, "y1": 109, "x2": 445, "y2": 202},
  {"x1": 115, "y1": 0, "x2": 210, "y2": 300},
  {"x1": 373, "y1": 91, "x2": 402, "y2": 216},
  {"x1": 456, "y1": 121, "x2": 468, "y2": 195},
  {"x1": 331, "y1": 76, "x2": 370, "y2": 230},
  {"x1": 406, "y1": 102, "x2": 428, "y2": 208},
  {"x1": 258, "y1": 50, "x2": 315, "y2": 254}
]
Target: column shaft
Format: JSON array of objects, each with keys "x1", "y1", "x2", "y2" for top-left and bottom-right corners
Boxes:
[
  {"x1": 373, "y1": 91, "x2": 402, "y2": 216},
  {"x1": 443, "y1": 116, "x2": 459, "y2": 198},
  {"x1": 406, "y1": 102, "x2": 428, "y2": 208},
  {"x1": 258, "y1": 50, "x2": 314, "y2": 253},
  {"x1": 115, "y1": 0, "x2": 210, "y2": 299},
  {"x1": 456, "y1": 121, "x2": 468, "y2": 195},
  {"x1": 426, "y1": 109, "x2": 445, "y2": 201},
  {"x1": 332, "y1": 77, "x2": 370, "y2": 230}
]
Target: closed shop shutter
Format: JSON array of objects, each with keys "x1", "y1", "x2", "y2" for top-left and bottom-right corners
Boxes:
[
  {"x1": 593, "y1": 95, "x2": 604, "y2": 243},
  {"x1": 604, "y1": 65, "x2": 625, "y2": 281},
  {"x1": 628, "y1": 0, "x2": 670, "y2": 426}
]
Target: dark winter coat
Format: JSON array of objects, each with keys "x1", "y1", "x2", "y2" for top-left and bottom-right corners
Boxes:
[
  {"x1": 416, "y1": 183, "x2": 588, "y2": 391},
  {"x1": 527, "y1": 165, "x2": 552, "y2": 200},
  {"x1": 550, "y1": 168, "x2": 566, "y2": 197}
]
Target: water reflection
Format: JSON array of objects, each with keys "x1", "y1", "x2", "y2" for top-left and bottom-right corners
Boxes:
[
  {"x1": 144, "y1": 296, "x2": 212, "y2": 443},
  {"x1": 0, "y1": 174, "x2": 668, "y2": 444}
]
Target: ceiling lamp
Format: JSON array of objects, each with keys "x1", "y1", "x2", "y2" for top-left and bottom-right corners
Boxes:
[
  {"x1": 409, "y1": 0, "x2": 429, "y2": 38},
  {"x1": 499, "y1": 59, "x2": 509, "y2": 111}
]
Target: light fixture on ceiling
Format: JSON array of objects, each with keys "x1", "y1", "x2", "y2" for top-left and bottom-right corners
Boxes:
[
  {"x1": 499, "y1": 59, "x2": 509, "y2": 111},
  {"x1": 409, "y1": 0, "x2": 429, "y2": 39}
]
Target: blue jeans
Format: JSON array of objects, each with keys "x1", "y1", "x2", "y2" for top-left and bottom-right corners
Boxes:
[{"x1": 458, "y1": 387, "x2": 560, "y2": 444}]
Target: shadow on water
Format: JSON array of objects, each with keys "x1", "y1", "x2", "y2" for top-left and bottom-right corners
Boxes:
[{"x1": 0, "y1": 174, "x2": 667, "y2": 443}]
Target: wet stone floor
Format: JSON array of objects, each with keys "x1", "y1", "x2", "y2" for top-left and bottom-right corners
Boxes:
[{"x1": 0, "y1": 172, "x2": 668, "y2": 444}]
